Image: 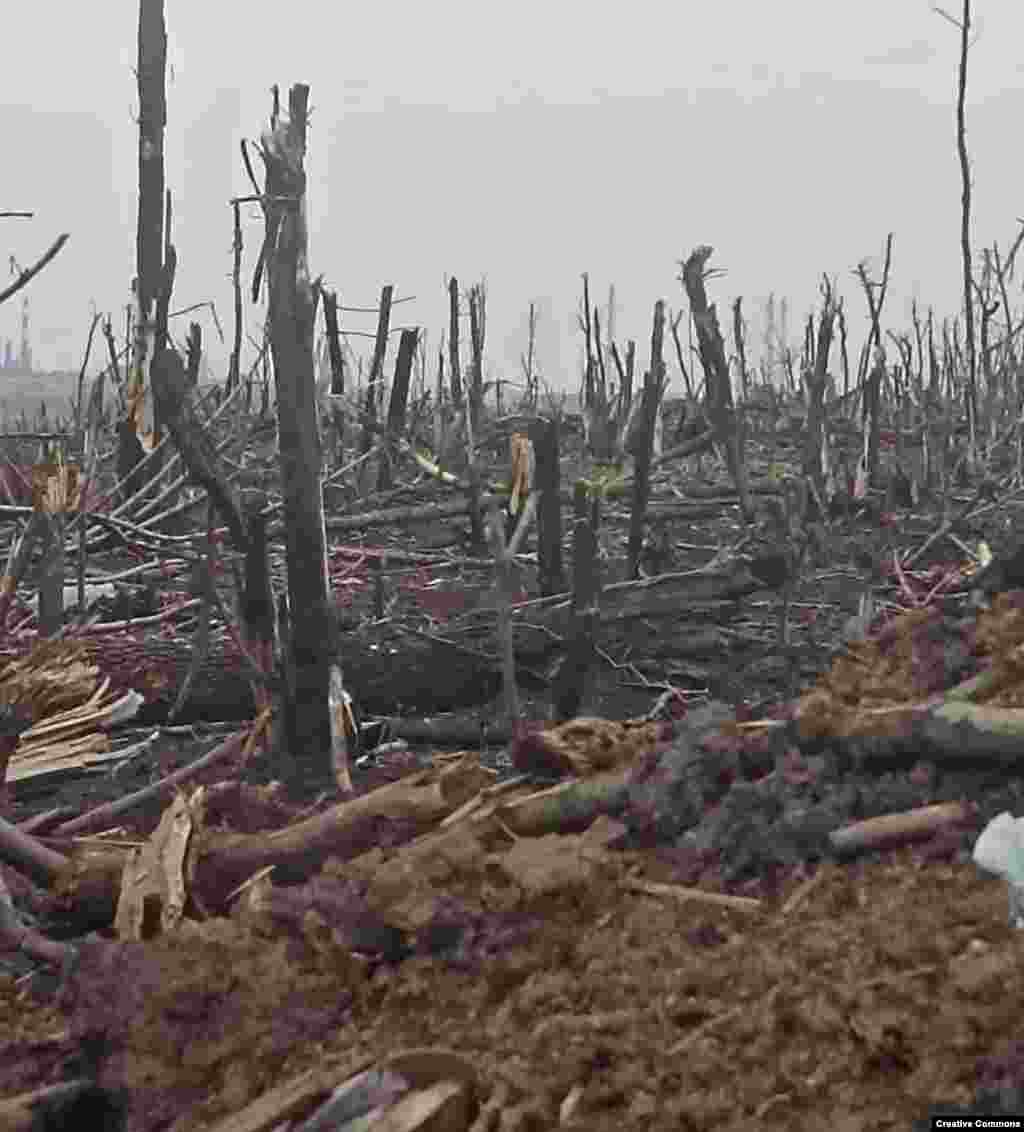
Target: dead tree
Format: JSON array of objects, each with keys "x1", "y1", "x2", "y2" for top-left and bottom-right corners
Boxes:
[
  {"x1": 530, "y1": 414, "x2": 565, "y2": 597},
  {"x1": 468, "y1": 281, "x2": 486, "y2": 432},
  {"x1": 119, "y1": 0, "x2": 167, "y2": 505},
  {"x1": 854, "y1": 235, "x2": 894, "y2": 489},
  {"x1": 377, "y1": 327, "x2": 418, "y2": 491},
  {"x1": 321, "y1": 289, "x2": 346, "y2": 395},
  {"x1": 357, "y1": 285, "x2": 393, "y2": 489},
  {"x1": 260, "y1": 83, "x2": 334, "y2": 788},
  {"x1": 185, "y1": 321, "x2": 201, "y2": 386},
  {"x1": 447, "y1": 276, "x2": 463, "y2": 408},
  {"x1": 521, "y1": 301, "x2": 537, "y2": 407},
  {"x1": 803, "y1": 277, "x2": 837, "y2": 504},
  {"x1": 319, "y1": 288, "x2": 347, "y2": 467},
  {"x1": 936, "y1": 0, "x2": 978, "y2": 464},
  {"x1": 227, "y1": 199, "x2": 243, "y2": 393},
  {"x1": 135, "y1": 0, "x2": 166, "y2": 331},
  {"x1": 732, "y1": 297, "x2": 750, "y2": 401},
  {"x1": 679, "y1": 246, "x2": 754, "y2": 521}
]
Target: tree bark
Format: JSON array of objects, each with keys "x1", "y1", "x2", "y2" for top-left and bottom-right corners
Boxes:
[
  {"x1": 120, "y1": 0, "x2": 167, "y2": 504},
  {"x1": 261, "y1": 84, "x2": 333, "y2": 789},
  {"x1": 530, "y1": 415, "x2": 564, "y2": 597},
  {"x1": 377, "y1": 327, "x2": 418, "y2": 491},
  {"x1": 358, "y1": 285, "x2": 394, "y2": 485},
  {"x1": 135, "y1": 0, "x2": 166, "y2": 325}
]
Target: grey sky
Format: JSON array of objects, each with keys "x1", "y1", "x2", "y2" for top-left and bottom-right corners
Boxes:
[{"x1": 4, "y1": 1, "x2": 1024, "y2": 393}]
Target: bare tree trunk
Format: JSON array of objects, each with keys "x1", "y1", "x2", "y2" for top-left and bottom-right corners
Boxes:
[
  {"x1": 135, "y1": 0, "x2": 166, "y2": 342},
  {"x1": 377, "y1": 328, "x2": 418, "y2": 491},
  {"x1": 803, "y1": 277, "x2": 836, "y2": 503},
  {"x1": 680, "y1": 246, "x2": 753, "y2": 521},
  {"x1": 953, "y1": 0, "x2": 977, "y2": 462},
  {"x1": 468, "y1": 282, "x2": 485, "y2": 434},
  {"x1": 447, "y1": 276, "x2": 463, "y2": 408},
  {"x1": 185, "y1": 322, "x2": 201, "y2": 386},
  {"x1": 732, "y1": 296, "x2": 750, "y2": 401},
  {"x1": 627, "y1": 303, "x2": 665, "y2": 579},
  {"x1": 521, "y1": 301, "x2": 536, "y2": 406},
  {"x1": 837, "y1": 301, "x2": 850, "y2": 402},
  {"x1": 854, "y1": 235, "x2": 894, "y2": 489},
  {"x1": 261, "y1": 83, "x2": 333, "y2": 789},
  {"x1": 121, "y1": 0, "x2": 166, "y2": 502},
  {"x1": 530, "y1": 414, "x2": 564, "y2": 597},
  {"x1": 322, "y1": 289, "x2": 346, "y2": 395},
  {"x1": 321, "y1": 288, "x2": 346, "y2": 468},
  {"x1": 227, "y1": 199, "x2": 243, "y2": 393},
  {"x1": 358, "y1": 285, "x2": 393, "y2": 490},
  {"x1": 580, "y1": 273, "x2": 594, "y2": 412}
]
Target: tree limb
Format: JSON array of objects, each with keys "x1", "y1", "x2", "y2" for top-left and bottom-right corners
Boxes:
[{"x1": 0, "y1": 234, "x2": 69, "y2": 306}]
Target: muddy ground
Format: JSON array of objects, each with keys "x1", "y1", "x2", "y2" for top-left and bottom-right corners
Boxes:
[{"x1": 4, "y1": 454, "x2": 1024, "y2": 1131}]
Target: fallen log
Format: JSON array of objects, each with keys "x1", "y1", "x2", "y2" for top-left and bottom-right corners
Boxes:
[
  {"x1": 0, "y1": 628, "x2": 505, "y2": 722},
  {"x1": 492, "y1": 770, "x2": 632, "y2": 837},
  {"x1": 0, "y1": 560, "x2": 779, "y2": 725},
  {"x1": 448, "y1": 557, "x2": 778, "y2": 658},
  {"x1": 828, "y1": 801, "x2": 974, "y2": 857}
]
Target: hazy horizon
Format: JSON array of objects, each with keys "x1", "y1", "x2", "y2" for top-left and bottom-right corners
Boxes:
[{"x1": 4, "y1": 1, "x2": 1024, "y2": 397}]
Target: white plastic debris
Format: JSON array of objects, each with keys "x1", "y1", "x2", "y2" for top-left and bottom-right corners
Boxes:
[{"x1": 972, "y1": 812, "x2": 1024, "y2": 928}]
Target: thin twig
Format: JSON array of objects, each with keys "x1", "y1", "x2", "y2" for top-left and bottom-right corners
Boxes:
[{"x1": 0, "y1": 234, "x2": 70, "y2": 306}]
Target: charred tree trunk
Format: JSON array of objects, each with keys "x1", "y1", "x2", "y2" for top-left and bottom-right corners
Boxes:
[
  {"x1": 185, "y1": 321, "x2": 202, "y2": 387},
  {"x1": 261, "y1": 83, "x2": 333, "y2": 790},
  {"x1": 468, "y1": 283, "x2": 485, "y2": 435},
  {"x1": 953, "y1": 0, "x2": 978, "y2": 463},
  {"x1": 120, "y1": 0, "x2": 167, "y2": 508},
  {"x1": 627, "y1": 307, "x2": 664, "y2": 580},
  {"x1": 803, "y1": 278, "x2": 836, "y2": 503},
  {"x1": 357, "y1": 285, "x2": 393, "y2": 489},
  {"x1": 530, "y1": 414, "x2": 565, "y2": 597},
  {"x1": 227, "y1": 199, "x2": 243, "y2": 394},
  {"x1": 680, "y1": 246, "x2": 754, "y2": 522},
  {"x1": 447, "y1": 276, "x2": 463, "y2": 409},
  {"x1": 377, "y1": 328, "x2": 418, "y2": 491},
  {"x1": 322, "y1": 289, "x2": 346, "y2": 395},
  {"x1": 321, "y1": 288, "x2": 347, "y2": 467},
  {"x1": 135, "y1": 0, "x2": 166, "y2": 341}
]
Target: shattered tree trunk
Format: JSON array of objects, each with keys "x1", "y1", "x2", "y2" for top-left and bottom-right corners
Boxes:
[
  {"x1": 357, "y1": 284, "x2": 394, "y2": 490},
  {"x1": 530, "y1": 415, "x2": 564, "y2": 597},
  {"x1": 681, "y1": 246, "x2": 754, "y2": 522},
  {"x1": 321, "y1": 289, "x2": 347, "y2": 467},
  {"x1": 119, "y1": 0, "x2": 166, "y2": 495},
  {"x1": 468, "y1": 284, "x2": 485, "y2": 437},
  {"x1": 627, "y1": 302, "x2": 665, "y2": 580},
  {"x1": 135, "y1": 0, "x2": 166, "y2": 326},
  {"x1": 262, "y1": 84, "x2": 334, "y2": 787},
  {"x1": 227, "y1": 199, "x2": 243, "y2": 393},
  {"x1": 322, "y1": 289, "x2": 346, "y2": 395},
  {"x1": 803, "y1": 282, "x2": 836, "y2": 503},
  {"x1": 377, "y1": 327, "x2": 418, "y2": 491},
  {"x1": 447, "y1": 276, "x2": 463, "y2": 408}
]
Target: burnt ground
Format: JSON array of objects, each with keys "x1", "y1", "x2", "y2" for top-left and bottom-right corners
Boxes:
[{"x1": 5, "y1": 455, "x2": 1024, "y2": 1130}]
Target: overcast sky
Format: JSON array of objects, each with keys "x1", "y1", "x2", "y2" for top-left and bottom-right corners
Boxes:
[{"x1": 4, "y1": 1, "x2": 1024, "y2": 395}]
